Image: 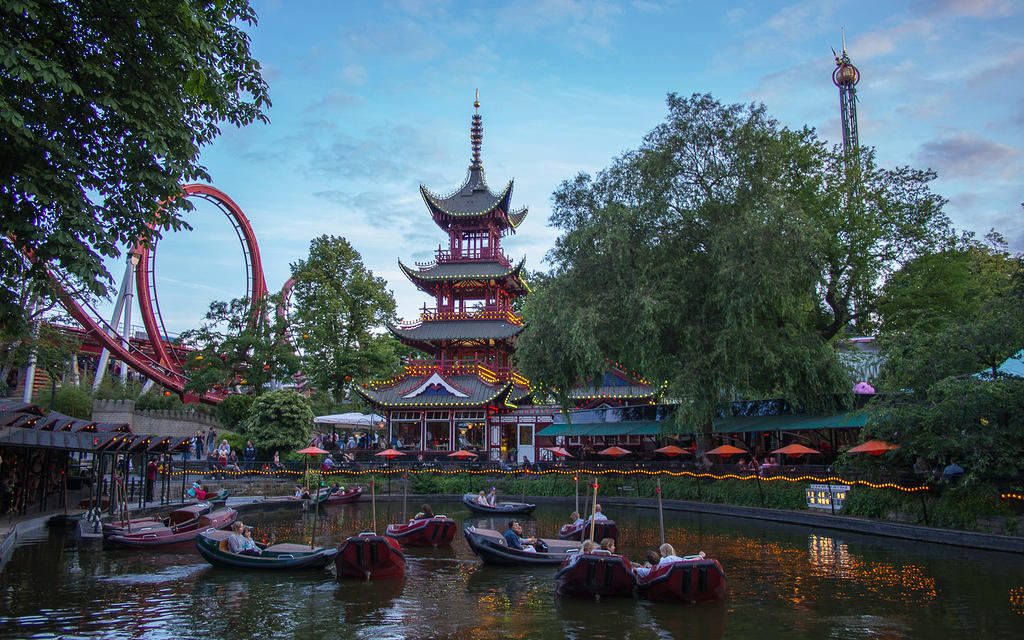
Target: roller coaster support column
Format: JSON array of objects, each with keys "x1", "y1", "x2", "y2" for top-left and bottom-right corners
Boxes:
[
  {"x1": 119, "y1": 252, "x2": 139, "y2": 386},
  {"x1": 21, "y1": 300, "x2": 39, "y2": 403},
  {"x1": 93, "y1": 253, "x2": 139, "y2": 392}
]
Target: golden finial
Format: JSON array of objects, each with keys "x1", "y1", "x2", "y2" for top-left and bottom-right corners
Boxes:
[{"x1": 474, "y1": 89, "x2": 480, "y2": 111}]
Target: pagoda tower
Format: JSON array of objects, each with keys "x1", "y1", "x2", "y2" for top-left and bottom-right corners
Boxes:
[{"x1": 357, "y1": 95, "x2": 535, "y2": 460}]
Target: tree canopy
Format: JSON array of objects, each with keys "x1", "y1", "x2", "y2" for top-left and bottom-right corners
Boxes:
[
  {"x1": 0, "y1": 0, "x2": 270, "y2": 329},
  {"x1": 515, "y1": 93, "x2": 949, "y2": 447},
  {"x1": 241, "y1": 390, "x2": 313, "y2": 456},
  {"x1": 289, "y1": 235, "x2": 403, "y2": 401}
]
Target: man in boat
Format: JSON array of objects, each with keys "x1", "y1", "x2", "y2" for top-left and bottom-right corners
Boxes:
[
  {"x1": 569, "y1": 511, "x2": 585, "y2": 526},
  {"x1": 503, "y1": 520, "x2": 536, "y2": 552},
  {"x1": 486, "y1": 487, "x2": 497, "y2": 506},
  {"x1": 593, "y1": 504, "x2": 608, "y2": 520},
  {"x1": 634, "y1": 550, "x2": 661, "y2": 578}
]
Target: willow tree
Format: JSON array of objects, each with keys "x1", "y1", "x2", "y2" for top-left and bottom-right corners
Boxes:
[{"x1": 516, "y1": 93, "x2": 944, "y2": 450}]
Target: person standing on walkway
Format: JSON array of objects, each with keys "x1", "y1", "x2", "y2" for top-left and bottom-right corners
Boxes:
[
  {"x1": 243, "y1": 440, "x2": 257, "y2": 470},
  {"x1": 146, "y1": 457, "x2": 158, "y2": 502}
]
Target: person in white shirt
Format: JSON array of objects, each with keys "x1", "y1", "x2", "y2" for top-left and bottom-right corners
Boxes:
[
  {"x1": 657, "y1": 543, "x2": 683, "y2": 565},
  {"x1": 592, "y1": 504, "x2": 608, "y2": 520}
]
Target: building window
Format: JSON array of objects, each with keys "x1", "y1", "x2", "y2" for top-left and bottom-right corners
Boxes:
[
  {"x1": 425, "y1": 420, "x2": 450, "y2": 450},
  {"x1": 393, "y1": 421, "x2": 421, "y2": 449}
]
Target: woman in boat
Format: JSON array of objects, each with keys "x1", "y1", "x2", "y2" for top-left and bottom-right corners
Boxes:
[
  {"x1": 228, "y1": 522, "x2": 261, "y2": 556},
  {"x1": 569, "y1": 511, "x2": 584, "y2": 526},
  {"x1": 657, "y1": 543, "x2": 683, "y2": 565},
  {"x1": 486, "y1": 487, "x2": 497, "y2": 506},
  {"x1": 413, "y1": 503, "x2": 434, "y2": 520},
  {"x1": 600, "y1": 538, "x2": 616, "y2": 553}
]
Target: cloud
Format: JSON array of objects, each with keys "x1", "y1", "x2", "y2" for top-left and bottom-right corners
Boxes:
[
  {"x1": 340, "y1": 64, "x2": 367, "y2": 85},
  {"x1": 722, "y1": 8, "x2": 745, "y2": 25},
  {"x1": 306, "y1": 124, "x2": 451, "y2": 183},
  {"x1": 912, "y1": 0, "x2": 1017, "y2": 18},
  {"x1": 916, "y1": 132, "x2": 1020, "y2": 179},
  {"x1": 495, "y1": 0, "x2": 624, "y2": 55},
  {"x1": 304, "y1": 89, "x2": 364, "y2": 114},
  {"x1": 340, "y1": 20, "x2": 447, "y2": 62}
]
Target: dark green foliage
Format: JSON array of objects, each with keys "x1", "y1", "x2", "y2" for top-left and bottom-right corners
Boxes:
[
  {"x1": 0, "y1": 0, "x2": 270, "y2": 330},
  {"x1": 214, "y1": 393, "x2": 253, "y2": 431},
  {"x1": 52, "y1": 385, "x2": 91, "y2": 419},
  {"x1": 842, "y1": 484, "x2": 1013, "y2": 531},
  {"x1": 135, "y1": 388, "x2": 184, "y2": 411},
  {"x1": 180, "y1": 294, "x2": 300, "y2": 398},
  {"x1": 241, "y1": 390, "x2": 313, "y2": 455}
]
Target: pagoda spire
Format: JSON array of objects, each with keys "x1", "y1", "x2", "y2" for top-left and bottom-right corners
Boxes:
[{"x1": 470, "y1": 90, "x2": 483, "y2": 171}]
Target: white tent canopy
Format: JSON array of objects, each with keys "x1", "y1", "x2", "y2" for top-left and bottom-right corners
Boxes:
[{"x1": 314, "y1": 412, "x2": 385, "y2": 427}]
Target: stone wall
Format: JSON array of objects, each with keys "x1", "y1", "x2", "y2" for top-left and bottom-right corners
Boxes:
[{"x1": 91, "y1": 399, "x2": 222, "y2": 437}]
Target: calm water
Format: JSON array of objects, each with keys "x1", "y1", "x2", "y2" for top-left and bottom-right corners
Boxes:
[{"x1": 1, "y1": 499, "x2": 1021, "y2": 639}]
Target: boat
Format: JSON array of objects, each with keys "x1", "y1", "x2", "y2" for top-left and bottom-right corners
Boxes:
[
  {"x1": 335, "y1": 532, "x2": 405, "y2": 580},
  {"x1": 196, "y1": 529, "x2": 338, "y2": 570},
  {"x1": 385, "y1": 515, "x2": 456, "y2": 547},
  {"x1": 102, "y1": 502, "x2": 212, "y2": 534},
  {"x1": 555, "y1": 550, "x2": 638, "y2": 600},
  {"x1": 207, "y1": 488, "x2": 229, "y2": 504},
  {"x1": 461, "y1": 493, "x2": 536, "y2": 514},
  {"x1": 463, "y1": 525, "x2": 580, "y2": 566},
  {"x1": 637, "y1": 557, "x2": 728, "y2": 603},
  {"x1": 557, "y1": 518, "x2": 619, "y2": 542},
  {"x1": 105, "y1": 507, "x2": 237, "y2": 548},
  {"x1": 324, "y1": 487, "x2": 363, "y2": 504}
]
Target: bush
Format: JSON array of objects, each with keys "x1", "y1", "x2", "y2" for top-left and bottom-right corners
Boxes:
[
  {"x1": 215, "y1": 393, "x2": 252, "y2": 431},
  {"x1": 53, "y1": 385, "x2": 92, "y2": 419},
  {"x1": 136, "y1": 388, "x2": 184, "y2": 411}
]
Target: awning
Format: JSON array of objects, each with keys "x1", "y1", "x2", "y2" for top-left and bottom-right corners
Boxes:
[
  {"x1": 537, "y1": 412, "x2": 868, "y2": 437},
  {"x1": 0, "y1": 426, "x2": 98, "y2": 451},
  {"x1": 713, "y1": 411, "x2": 868, "y2": 434}
]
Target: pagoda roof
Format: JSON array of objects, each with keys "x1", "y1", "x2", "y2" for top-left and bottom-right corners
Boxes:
[
  {"x1": 388, "y1": 319, "x2": 525, "y2": 344},
  {"x1": 420, "y1": 168, "x2": 527, "y2": 232},
  {"x1": 355, "y1": 371, "x2": 514, "y2": 409},
  {"x1": 399, "y1": 257, "x2": 529, "y2": 293},
  {"x1": 568, "y1": 369, "x2": 661, "y2": 403}
]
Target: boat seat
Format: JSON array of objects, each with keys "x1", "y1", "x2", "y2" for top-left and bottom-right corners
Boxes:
[
  {"x1": 266, "y1": 543, "x2": 313, "y2": 553},
  {"x1": 219, "y1": 539, "x2": 229, "y2": 552}
]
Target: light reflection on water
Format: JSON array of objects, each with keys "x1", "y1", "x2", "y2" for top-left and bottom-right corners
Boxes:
[{"x1": 0, "y1": 500, "x2": 1021, "y2": 639}]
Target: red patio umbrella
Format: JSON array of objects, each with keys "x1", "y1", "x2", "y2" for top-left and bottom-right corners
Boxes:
[
  {"x1": 543, "y1": 446, "x2": 573, "y2": 458},
  {"x1": 847, "y1": 440, "x2": 899, "y2": 456},
  {"x1": 706, "y1": 444, "x2": 746, "y2": 457},
  {"x1": 653, "y1": 445, "x2": 691, "y2": 457},
  {"x1": 598, "y1": 446, "x2": 632, "y2": 457},
  {"x1": 447, "y1": 449, "x2": 478, "y2": 459},
  {"x1": 374, "y1": 448, "x2": 405, "y2": 459},
  {"x1": 297, "y1": 446, "x2": 329, "y2": 455},
  {"x1": 771, "y1": 444, "x2": 820, "y2": 456}
]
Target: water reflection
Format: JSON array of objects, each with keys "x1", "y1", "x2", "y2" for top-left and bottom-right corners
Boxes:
[{"x1": 0, "y1": 501, "x2": 1022, "y2": 639}]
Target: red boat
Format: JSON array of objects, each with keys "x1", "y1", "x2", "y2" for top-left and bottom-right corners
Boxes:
[
  {"x1": 105, "y1": 507, "x2": 237, "y2": 548},
  {"x1": 335, "y1": 532, "x2": 405, "y2": 580},
  {"x1": 385, "y1": 516, "x2": 456, "y2": 547},
  {"x1": 555, "y1": 550, "x2": 637, "y2": 600},
  {"x1": 557, "y1": 518, "x2": 619, "y2": 542},
  {"x1": 324, "y1": 487, "x2": 363, "y2": 504},
  {"x1": 637, "y1": 557, "x2": 728, "y2": 603},
  {"x1": 103, "y1": 503, "x2": 212, "y2": 535}
]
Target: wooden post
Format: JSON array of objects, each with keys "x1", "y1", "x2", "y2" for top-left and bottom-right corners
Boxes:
[
  {"x1": 574, "y1": 474, "x2": 579, "y2": 515},
  {"x1": 656, "y1": 476, "x2": 665, "y2": 546},
  {"x1": 371, "y1": 479, "x2": 376, "y2": 534},
  {"x1": 588, "y1": 478, "x2": 599, "y2": 543},
  {"x1": 402, "y1": 473, "x2": 408, "y2": 521}
]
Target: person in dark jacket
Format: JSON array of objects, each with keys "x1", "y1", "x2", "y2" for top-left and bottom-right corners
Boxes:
[{"x1": 243, "y1": 440, "x2": 257, "y2": 469}]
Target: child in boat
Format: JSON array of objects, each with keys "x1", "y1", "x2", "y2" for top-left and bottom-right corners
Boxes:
[
  {"x1": 569, "y1": 511, "x2": 585, "y2": 526},
  {"x1": 634, "y1": 550, "x2": 661, "y2": 578},
  {"x1": 187, "y1": 480, "x2": 206, "y2": 500},
  {"x1": 475, "y1": 490, "x2": 489, "y2": 506},
  {"x1": 599, "y1": 538, "x2": 616, "y2": 554}
]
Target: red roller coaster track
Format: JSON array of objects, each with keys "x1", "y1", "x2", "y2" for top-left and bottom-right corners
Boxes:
[{"x1": 47, "y1": 184, "x2": 268, "y2": 405}]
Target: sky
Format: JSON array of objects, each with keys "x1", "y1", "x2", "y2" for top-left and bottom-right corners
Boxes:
[{"x1": 112, "y1": 0, "x2": 1024, "y2": 336}]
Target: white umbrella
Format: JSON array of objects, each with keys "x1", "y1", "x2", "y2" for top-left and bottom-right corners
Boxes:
[{"x1": 313, "y1": 412, "x2": 367, "y2": 425}]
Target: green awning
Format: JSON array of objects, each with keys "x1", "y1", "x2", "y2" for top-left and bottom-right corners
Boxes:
[
  {"x1": 713, "y1": 411, "x2": 868, "y2": 434},
  {"x1": 538, "y1": 420, "x2": 666, "y2": 437},
  {"x1": 536, "y1": 423, "x2": 600, "y2": 437}
]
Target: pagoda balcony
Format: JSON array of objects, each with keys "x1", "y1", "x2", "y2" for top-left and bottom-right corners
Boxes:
[
  {"x1": 381, "y1": 357, "x2": 527, "y2": 386},
  {"x1": 398, "y1": 306, "x2": 524, "y2": 327},
  {"x1": 415, "y1": 246, "x2": 511, "y2": 269}
]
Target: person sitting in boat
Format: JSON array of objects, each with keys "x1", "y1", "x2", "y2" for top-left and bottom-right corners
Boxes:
[
  {"x1": 569, "y1": 511, "x2": 585, "y2": 526},
  {"x1": 503, "y1": 520, "x2": 536, "y2": 552},
  {"x1": 486, "y1": 487, "x2": 497, "y2": 506},
  {"x1": 242, "y1": 525, "x2": 262, "y2": 555},
  {"x1": 228, "y1": 521, "x2": 261, "y2": 556},
  {"x1": 187, "y1": 480, "x2": 206, "y2": 500},
  {"x1": 634, "y1": 550, "x2": 661, "y2": 578},
  {"x1": 592, "y1": 504, "x2": 608, "y2": 520},
  {"x1": 599, "y1": 538, "x2": 616, "y2": 554},
  {"x1": 293, "y1": 485, "x2": 310, "y2": 500},
  {"x1": 413, "y1": 503, "x2": 434, "y2": 520},
  {"x1": 475, "y1": 490, "x2": 489, "y2": 506},
  {"x1": 657, "y1": 543, "x2": 682, "y2": 564},
  {"x1": 321, "y1": 455, "x2": 335, "y2": 472}
]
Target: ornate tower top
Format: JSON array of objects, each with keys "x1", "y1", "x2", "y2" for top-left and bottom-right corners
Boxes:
[
  {"x1": 470, "y1": 91, "x2": 483, "y2": 170},
  {"x1": 832, "y1": 29, "x2": 860, "y2": 156}
]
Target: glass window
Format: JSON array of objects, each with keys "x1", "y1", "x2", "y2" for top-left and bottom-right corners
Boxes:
[
  {"x1": 394, "y1": 421, "x2": 421, "y2": 449},
  {"x1": 425, "y1": 421, "x2": 450, "y2": 450},
  {"x1": 457, "y1": 421, "x2": 485, "y2": 449},
  {"x1": 518, "y1": 424, "x2": 533, "y2": 446}
]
